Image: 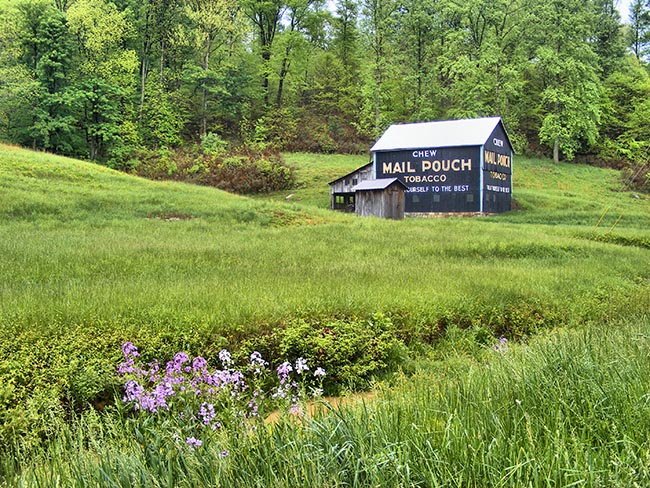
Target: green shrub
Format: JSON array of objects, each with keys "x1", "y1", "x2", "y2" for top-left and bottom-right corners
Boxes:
[
  {"x1": 128, "y1": 144, "x2": 296, "y2": 194},
  {"x1": 200, "y1": 133, "x2": 229, "y2": 157},
  {"x1": 240, "y1": 314, "x2": 408, "y2": 394}
]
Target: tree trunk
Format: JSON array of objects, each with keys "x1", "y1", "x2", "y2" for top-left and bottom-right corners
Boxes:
[
  {"x1": 275, "y1": 47, "x2": 291, "y2": 107},
  {"x1": 201, "y1": 37, "x2": 211, "y2": 137},
  {"x1": 262, "y1": 51, "x2": 271, "y2": 107},
  {"x1": 139, "y1": 58, "x2": 149, "y2": 120},
  {"x1": 553, "y1": 138, "x2": 560, "y2": 164}
]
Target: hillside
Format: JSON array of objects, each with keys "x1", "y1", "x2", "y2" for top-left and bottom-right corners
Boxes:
[
  {"x1": 2, "y1": 144, "x2": 650, "y2": 485},
  {"x1": 1, "y1": 143, "x2": 650, "y2": 441}
]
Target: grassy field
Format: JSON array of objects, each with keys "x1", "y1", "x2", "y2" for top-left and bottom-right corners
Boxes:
[
  {"x1": 5, "y1": 319, "x2": 650, "y2": 486},
  {"x1": 1, "y1": 143, "x2": 650, "y2": 485}
]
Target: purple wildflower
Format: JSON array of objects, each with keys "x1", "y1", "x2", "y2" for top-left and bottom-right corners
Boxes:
[
  {"x1": 123, "y1": 380, "x2": 144, "y2": 405},
  {"x1": 295, "y1": 357, "x2": 309, "y2": 374},
  {"x1": 117, "y1": 358, "x2": 137, "y2": 375},
  {"x1": 147, "y1": 360, "x2": 160, "y2": 382},
  {"x1": 219, "y1": 349, "x2": 232, "y2": 367},
  {"x1": 122, "y1": 342, "x2": 140, "y2": 359},
  {"x1": 313, "y1": 367, "x2": 326, "y2": 378},
  {"x1": 193, "y1": 356, "x2": 208, "y2": 372},
  {"x1": 277, "y1": 361, "x2": 293, "y2": 385},
  {"x1": 219, "y1": 450, "x2": 229, "y2": 458},
  {"x1": 247, "y1": 398, "x2": 260, "y2": 416},
  {"x1": 174, "y1": 352, "x2": 190, "y2": 365},
  {"x1": 166, "y1": 353, "x2": 190, "y2": 375},
  {"x1": 249, "y1": 351, "x2": 268, "y2": 374},
  {"x1": 186, "y1": 437, "x2": 202, "y2": 450},
  {"x1": 277, "y1": 361, "x2": 293, "y2": 375},
  {"x1": 198, "y1": 402, "x2": 216, "y2": 425},
  {"x1": 493, "y1": 336, "x2": 508, "y2": 354},
  {"x1": 289, "y1": 403, "x2": 304, "y2": 417}
]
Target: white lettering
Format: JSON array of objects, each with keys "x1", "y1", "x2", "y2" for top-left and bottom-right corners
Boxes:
[{"x1": 412, "y1": 149, "x2": 438, "y2": 158}]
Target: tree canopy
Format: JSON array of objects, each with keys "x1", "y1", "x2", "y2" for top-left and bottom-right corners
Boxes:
[{"x1": 0, "y1": 0, "x2": 648, "y2": 166}]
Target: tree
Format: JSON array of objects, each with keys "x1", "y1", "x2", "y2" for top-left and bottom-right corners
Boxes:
[
  {"x1": 185, "y1": 0, "x2": 239, "y2": 136},
  {"x1": 360, "y1": 0, "x2": 397, "y2": 137},
  {"x1": 628, "y1": 0, "x2": 650, "y2": 60},
  {"x1": 332, "y1": 0, "x2": 360, "y2": 76},
  {"x1": 392, "y1": 0, "x2": 440, "y2": 119},
  {"x1": 591, "y1": 0, "x2": 625, "y2": 76},
  {"x1": 67, "y1": 0, "x2": 138, "y2": 159},
  {"x1": 525, "y1": 0, "x2": 601, "y2": 163},
  {"x1": 241, "y1": 0, "x2": 286, "y2": 107},
  {"x1": 600, "y1": 56, "x2": 650, "y2": 161},
  {"x1": 10, "y1": 1, "x2": 80, "y2": 153},
  {"x1": 0, "y1": 4, "x2": 40, "y2": 146}
]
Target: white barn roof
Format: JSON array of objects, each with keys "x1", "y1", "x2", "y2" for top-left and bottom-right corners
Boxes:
[
  {"x1": 352, "y1": 178, "x2": 406, "y2": 191},
  {"x1": 371, "y1": 116, "x2": 504, "y2": 152}
]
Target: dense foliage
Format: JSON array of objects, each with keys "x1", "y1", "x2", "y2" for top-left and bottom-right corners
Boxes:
[
  {"x1": 1, "y1": 0, "x2": 650, "y2": 176},
  {"x1": 130, "y1": 143, "x2": 296, "y2": 194}
]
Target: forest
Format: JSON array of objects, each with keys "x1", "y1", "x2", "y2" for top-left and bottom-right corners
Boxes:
[{"x1": 1, "y1": 0, "x2": 650, "y2": 176}]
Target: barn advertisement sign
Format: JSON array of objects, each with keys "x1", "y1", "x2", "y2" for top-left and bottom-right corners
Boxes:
[{"x1": 376, "y1": 147, "x2": 480, "y2": 212}]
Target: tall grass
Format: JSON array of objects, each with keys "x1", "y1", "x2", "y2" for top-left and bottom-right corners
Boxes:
[
  {"x1": 5, "y1": 318, "x2": 650, "y2": 487},
  {"x1": 1, "y1": 144, "x2": 650, "y2": 445}
]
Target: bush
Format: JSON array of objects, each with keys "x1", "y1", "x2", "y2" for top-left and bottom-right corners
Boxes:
[
  {"x1": 240, "y1": 314, "x2": 408, "y2": 394},
  {"x1": 200, "y1": 133, "x2": 229, "y2": 157},
  {"x1": 129, "y1": 144, "x2": 296, "y2": 194}
]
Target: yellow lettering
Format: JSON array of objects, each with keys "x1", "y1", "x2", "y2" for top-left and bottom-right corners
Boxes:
[
  {"x1": 383, "y1": 162, "x2": 392, "y2": 174},
  {"x1": 422, "y1": 160, "x2": 431, "y2": 172}
]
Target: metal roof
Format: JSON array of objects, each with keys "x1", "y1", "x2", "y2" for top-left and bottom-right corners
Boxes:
[
  {"x1": 371, "y1": 116, "x2": 504, "y2": 152},
  {"x1": 352, "y1": 178, "x2": 407, "y2": 191}
]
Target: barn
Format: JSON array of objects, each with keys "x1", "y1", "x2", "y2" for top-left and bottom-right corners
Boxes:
[{"x1": 371, "y1": 116, "x2": 513, "y2": 215}]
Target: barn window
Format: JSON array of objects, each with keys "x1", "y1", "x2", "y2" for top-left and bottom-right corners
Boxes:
[
  {"x1": 345, "y1": 178, "x2": 350, "y2": 185},
  {"x1": 352, "y1": 178, "x2": 358, "y2": 185},
  {"x1": 433, "y1": 194, "x2": 440, "y2": 202},
  {"x1": 335, "y1": 195, "x2": 345, "y2": 204},
  {"x1": 467, "y1": 194, "x2": 474, "y2": 203},
  {"x1": 412, "y1": 195, "x2": 420, "y2": 203}
]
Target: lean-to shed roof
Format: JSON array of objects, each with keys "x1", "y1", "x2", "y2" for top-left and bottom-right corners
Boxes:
[
  {"x1": 352, "y1": 178, "x2": 407, "y2": 191},
  {"x1": 371, "y1": 116, "x2": 507, "y2": 152}
]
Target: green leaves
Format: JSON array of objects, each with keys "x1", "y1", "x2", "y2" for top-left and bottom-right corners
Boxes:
[{"x1": 0, "y1": 0, "x2": 645, "y2": 165}]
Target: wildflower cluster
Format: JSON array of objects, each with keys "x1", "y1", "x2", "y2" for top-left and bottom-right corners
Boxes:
[
  {"x1": 493, "y1": 336, "x2": 508, "y2": 354},
  {"x1": 118, "y1": 342, "x2": 325, "y2": 451}
]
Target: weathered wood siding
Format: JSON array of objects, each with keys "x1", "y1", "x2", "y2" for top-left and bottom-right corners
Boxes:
[
  {"x1": 330, "y1": 164, "x2": 374, "y2": 212},
  {"x1": 355, "y1": 186, "x2": 405, "y2": 219},
  {"x1": 330, "y1": 165, "x2": 373, "y2": 194}
]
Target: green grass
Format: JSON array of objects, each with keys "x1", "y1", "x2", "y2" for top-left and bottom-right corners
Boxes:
[
  {"x1": 5, "y1": 319, "x2": 650, "y2": 487},
  {"x1": 1, "y1": 143, "x2": 650, "y2": 484},
  {"x1": 253, "y1": 152, "x2": 369, "y2": 208}
]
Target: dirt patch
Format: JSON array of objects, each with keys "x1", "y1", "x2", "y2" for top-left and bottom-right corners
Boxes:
[
  {"x1": 265, "y1": 391, "x2": 376, "y2": 424},
  {"x1": 147, "y1": 212, "x2": 194, "y2": 221}
]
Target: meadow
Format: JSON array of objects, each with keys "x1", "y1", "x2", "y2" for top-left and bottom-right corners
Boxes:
[{"x1": 1, "y1": 143, "x2": 650, "y2": 485}]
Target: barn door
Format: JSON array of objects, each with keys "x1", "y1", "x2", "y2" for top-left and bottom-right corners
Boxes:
[{"x1": 388, "y1": 190, "x2": 399, "y2": 219}]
